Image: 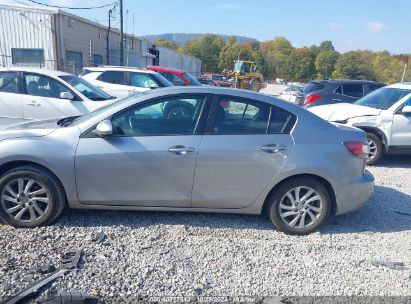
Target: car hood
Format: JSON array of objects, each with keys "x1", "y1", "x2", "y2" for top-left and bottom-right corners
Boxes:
[
  {"x1": 0, "y1": 119, "x2": 59, "y2": 141},
  {"x1": 308, "y1": 103, "x2": 381, "y2": 121}
]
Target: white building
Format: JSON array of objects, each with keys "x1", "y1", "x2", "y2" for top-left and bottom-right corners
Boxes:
[{"x1": 0, "y1": 4, "x2": 201, "y2": 75}]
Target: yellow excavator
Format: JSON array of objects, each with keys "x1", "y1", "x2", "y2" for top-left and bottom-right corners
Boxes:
[{"x1": 224, "y1": 60, "x2": 266, "y2": 92}]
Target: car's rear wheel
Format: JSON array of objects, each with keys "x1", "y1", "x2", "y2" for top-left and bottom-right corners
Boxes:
[
  {"x1": 267, "y1": 178, "x2": 331, "y2": 235},
  {"x1": 0, "y1": 166, "x2": 66, "y2": 228},
  {"x1": 365, "y1": 133, "x2": 383, "y2": 166}
]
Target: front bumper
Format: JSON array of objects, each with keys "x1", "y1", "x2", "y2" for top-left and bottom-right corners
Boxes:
[{"x1": 335, "y1": 170, "x2": 374, "y2": 215}]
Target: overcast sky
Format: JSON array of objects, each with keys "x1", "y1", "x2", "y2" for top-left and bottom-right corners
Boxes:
[{"x1": 2, "y1": 0, "x2": 411, "y2": 53}]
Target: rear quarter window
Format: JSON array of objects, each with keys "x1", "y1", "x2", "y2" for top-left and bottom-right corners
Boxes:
[{"x1": 303, "y1": 82, "x2": 324, "y2": 94}]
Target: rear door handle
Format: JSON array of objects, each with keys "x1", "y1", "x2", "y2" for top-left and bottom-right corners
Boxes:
[
  {"x1": 168, "y1": 145, "x2": 195, "y2": 155},
  {"x1": 332, "y1": 99, "x2": 342, "y2": 102},
  {"x1": 26, "y1": 101, "x2": 41, "y2": 107},
  {"x1": 261, "y1": 144, "x2": 287, "y2": 153}
]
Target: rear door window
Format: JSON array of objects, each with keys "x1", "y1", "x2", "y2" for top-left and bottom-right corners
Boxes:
[
  {"x1": 99, "y1": 71, "x2": 126, "y2": 85},
  {"x1": 342, "y1": 84, "x2": 364, "y2": 98},
  {"x1": 269, "y1": 107, "x2": 295, "y2": 133},
  {"x1": 211, "y1": 97, "x2": 270, "y2": 135},
  {"x1": 210, "y1": 97, "x2": 295, "y2": 135},
  {"x1": 129, "y1": 73, "x2": 157, "y2": 88}
]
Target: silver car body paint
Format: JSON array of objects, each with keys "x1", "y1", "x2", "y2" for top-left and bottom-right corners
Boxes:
[{"x1": 0, "y1": 87, "x2": 374, "y2": 216}]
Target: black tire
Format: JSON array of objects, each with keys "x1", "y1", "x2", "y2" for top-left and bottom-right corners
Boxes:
[
  {"x1": 267, "y1": 177, "x2": 331, "y2": 235},
  {"x1": 0, "y1": 165, "x2": 66, "y2": 228},
  {"x1": 365, "y1": 133, "x2": 383, "y2": 166},
  {"x1": 163, "y1": 101, "x2": 194, "y2": 119}
]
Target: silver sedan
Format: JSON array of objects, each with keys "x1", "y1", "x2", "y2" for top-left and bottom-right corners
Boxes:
[{"x1": 0, "y1": 87, "x2": 374, "y2": 235}]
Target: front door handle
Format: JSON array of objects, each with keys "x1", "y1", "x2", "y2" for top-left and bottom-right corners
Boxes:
[
  {"x1": 168, "y1": 145, "x2": 195, "y2": 155},
  {"x1": 261, "y1": 144, "x2": 287, "y2": 153},
  {"x1": 26, "y1": 100, "x2": 41, "y2": 107},
  {"x1": 26, "y1": 101, "x2": 41, "y2": 107}
]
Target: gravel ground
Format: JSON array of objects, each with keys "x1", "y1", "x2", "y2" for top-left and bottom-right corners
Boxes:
[{"x1": 0, "y1": 155, "x2": 411, "y2": 303}]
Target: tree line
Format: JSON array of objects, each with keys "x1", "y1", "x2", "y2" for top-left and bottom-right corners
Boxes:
[{"x1": 154, "y1": 35, "x2": 410, "y2": 84}]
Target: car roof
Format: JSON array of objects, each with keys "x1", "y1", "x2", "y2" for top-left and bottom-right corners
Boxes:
[
  {"x1": 146, "y1": 66, "x2": 185, "y2": 74},
  {"x1": 0, "y1": 67, "x2": 73, "y2": 77},
  {"x1": 83, "y1": 66, "x2": 157, "y2": 74},
  {"x1": 385, "y1": 82, "x2": 411, "y2": 89},
  {"x1": 314, "y1": 79, "x2": 384, "y2": 85}
]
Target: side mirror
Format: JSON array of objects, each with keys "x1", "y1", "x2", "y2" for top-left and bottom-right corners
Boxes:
[
  {"x1": 402, "y1": 105, "x2": 411, "y2": 115},
  {"x1": 150, "y1": 83, "x2": 159, "y2": 89},
  {"x1": 60, "y1": 91, "x2": 74, "y2": 100},
  {"x1": 95, "y1": 120, "x2": 113, "y2": 137}
]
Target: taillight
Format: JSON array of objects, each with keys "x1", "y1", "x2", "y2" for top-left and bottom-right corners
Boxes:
[
  {"x1": 344, "y1": 142, "x2": 369, "y2": 158},
  {"x1": 304, "y1": 94, "x2": 321, "y2": 106}
]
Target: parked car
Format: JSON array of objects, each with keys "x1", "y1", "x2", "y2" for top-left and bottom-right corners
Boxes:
[
  {"x1": 278, "y1": 85, "x2": 303, "y2": 104},
  {"x1": 309, "y1": 83, "x2": 411, "y2": 165},
  {"x1": 80, "y1": 66, "x2": 173, "y2": 98},
  {"x1": 197, "y1": 78, "x2": 217, "y2": 86},
  {"x1": 0, "y1": 68, "x2": 115, "y2": 127},
  {"x1": 0, "y1": 86, "x2": 374, "y2": 235},
  {"x1": 146, "y1": 66, "x2": 201, "y2": 86},
  {"x1": 297, "y1": 80, "x2": 385, "y2": 108},
  {"x1": 201, "y1": 73, "x2": 232, "y2": 87}
]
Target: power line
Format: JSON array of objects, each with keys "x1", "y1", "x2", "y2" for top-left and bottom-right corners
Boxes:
[
  {"x1": 12, "y1": 0, "x2": 34, "y2": 7},
  {"x1": 24, "y1": 0, "x2": 117, "y2": 10}
]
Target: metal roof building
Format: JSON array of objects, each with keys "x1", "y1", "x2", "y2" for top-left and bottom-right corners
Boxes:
[{"x1": 0, "y1": 4, "x2": 201, "y2": 75}]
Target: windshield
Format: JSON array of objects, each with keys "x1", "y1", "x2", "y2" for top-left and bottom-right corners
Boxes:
[
  {"x1": 152, "y1": 73, "x2": 174, "y2": 87},
  {"x1": 354, "y1": 87, "x2": 411, "y2": 110},
  {"x1": 183, "y1": 72, "x2": 201, "y2": 86},
  {"x1": 59, "y1": 75, "x2": 113, "y2": 101}
]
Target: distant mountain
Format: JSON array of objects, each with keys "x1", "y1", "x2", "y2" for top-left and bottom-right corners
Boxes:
[{"x1": 144, "y1": 33, "x2": 258, "y2": 46}]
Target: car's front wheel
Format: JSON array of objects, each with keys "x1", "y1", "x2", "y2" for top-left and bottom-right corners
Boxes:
[
  {"x1": 0, "y1": 166, "x2": 66, "y2": 228},
  {"x1": 366, "y1": 133, "x2": 383, "y2": 166},
  {"x1": 267, "y1": 177, "x2": 331, "y2": 235}
]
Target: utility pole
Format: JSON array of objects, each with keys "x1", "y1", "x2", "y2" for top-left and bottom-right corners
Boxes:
[
  {"x1": 106, "y1": 5, "x2": 115, "y2": 65},
  {"x1": 119, "y1": 0, "x2": 124, "y2": 66},
  {"x1": 401, "y1": 64, "x2": 407, "y2": 83}
]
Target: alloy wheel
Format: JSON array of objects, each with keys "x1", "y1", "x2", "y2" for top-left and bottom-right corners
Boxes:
[
  {"x1": 367, "y1": 139, "x2": 377, "y2": 161},
  {"x1": 1, "y1": 178, "x2": 50, "y2": 223},
  {"x1": 279, "y1": 186, "x2": 323, "y2": 228}
]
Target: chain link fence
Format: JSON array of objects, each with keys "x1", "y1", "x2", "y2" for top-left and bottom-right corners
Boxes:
[{"x1": 0, "y1": 55, "x2": 76, "y2": 74}]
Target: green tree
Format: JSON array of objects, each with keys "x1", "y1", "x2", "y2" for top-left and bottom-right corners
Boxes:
[
  {"x1": 183, "y1": 34, "x2": 225, "y2": 72},
  {"x1": 153, "y1": 39, "x2": 178, "y2": 51},
  {"x1": 260, "y1": 37, "x2": 294, "y2": 78},
  {"x1": 318, "y1": 40, "x2": 335, "y2": 53},
  {"x1": 315, "y1": 50, "x2": 340, "y2": 79},
  {"x1": 310, "y1": 45, "x2": 320, "y2": 58},
  {"x1": 218, "y1": 40, "x2": 253, "y2": 71},
  {"x1": 332, "y1": 51, "x2": 376, "y2": 80},
  {"x1": 373, "y1": 51, "x2": 403, "y2": 84},
  {"x1": 289, "y1": 47, "x2": 316, "y2": 81}
]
